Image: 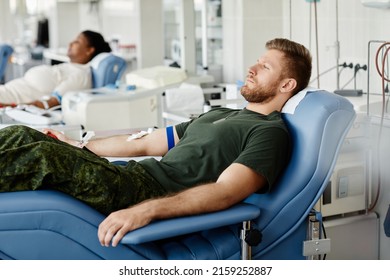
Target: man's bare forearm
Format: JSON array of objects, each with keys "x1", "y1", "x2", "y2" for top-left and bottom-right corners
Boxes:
[
  {"x1": 86, "y1": 128, "x2": 171, "y2": 157},
  {"x1": 86, "y1": 135, "x2": 140, "y2": 157},
  {"x1": 147, "y1": 182, "x2": 237, "y2": 221},
  {"x1": 148, "y1": 164, "x2": 263, "y2": 221}
]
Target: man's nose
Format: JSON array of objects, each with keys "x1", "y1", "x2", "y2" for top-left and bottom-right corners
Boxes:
[{"x1": 248, "y1": 65, "x2": 256, "y2": 75}]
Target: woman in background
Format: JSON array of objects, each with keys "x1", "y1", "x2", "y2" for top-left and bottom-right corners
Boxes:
[{"x1": 0, "y1": 30, "x2": 111, "y2": 109}]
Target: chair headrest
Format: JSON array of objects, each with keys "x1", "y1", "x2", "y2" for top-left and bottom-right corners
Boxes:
[
  {"x1": 281, "y1": 87, "x2": 321, "y2": 114},
  {"x1": 89, "y1": 52, "x2": 112, "y2": 69},
  {"x1": 0, "y1": 44, "x2": 14, "y2": 81},
  {"x1": 90, "y1": 53, "x2": 127, "y2": 88},
  {"x1": 0, "y1": 44, "x2": 13, "y2": 57}
]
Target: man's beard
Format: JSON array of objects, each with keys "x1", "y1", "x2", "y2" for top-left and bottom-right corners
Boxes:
[{"x1": 240, "y1": 80, "x2": 279, "y2": 103}]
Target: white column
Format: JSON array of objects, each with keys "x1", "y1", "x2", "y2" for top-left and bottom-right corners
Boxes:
[
  {"x1": 200, "y1": 0, "x2": 208, "y2": 70},
  {"x1": 136, "y1": 0, "x2": 164, "y2": 68},
  {"x1": 179, "y1": 0, "x2": 196, "y2": 75}
]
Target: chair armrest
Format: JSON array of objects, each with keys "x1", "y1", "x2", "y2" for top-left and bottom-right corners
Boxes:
[{"x1": 120, "y1": 203, "x2": 260, "y2": 245}]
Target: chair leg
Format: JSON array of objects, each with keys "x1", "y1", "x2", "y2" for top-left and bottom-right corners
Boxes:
[
  {"x1": 240, "y1": 220, "x2": 262, "y2": 260},
  {"x1": 303, "y1": 210, "x2": 331, "y2": 259},
  {"x1": 241, "y1": 221, "x2": 252, "y2": 260}
]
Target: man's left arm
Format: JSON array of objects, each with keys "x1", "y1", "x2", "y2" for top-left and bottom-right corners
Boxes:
[{"x1": 98, "y1": 162, "x2": 267, "y2": 247}]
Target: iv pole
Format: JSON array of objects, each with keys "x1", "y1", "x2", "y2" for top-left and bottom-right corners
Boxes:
[
  {"x1": 313, "y1": 0, "x2": 320, "y2": 89},
  {"x1": 335, "y1": 0, "x2": 340, "y2": 90}
]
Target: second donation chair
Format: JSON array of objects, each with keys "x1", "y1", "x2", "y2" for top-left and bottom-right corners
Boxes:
[
  {"x1": 89, "y1": 52, "x2": 127, "y2": 89},
  {"x1": 0, "y1": 44, "x2": 13, "y2": 84}
]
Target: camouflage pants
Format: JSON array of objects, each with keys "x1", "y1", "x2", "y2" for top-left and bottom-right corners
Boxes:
[{"x1": 0, "y1": 125, "x2": 167, "y2": 215}]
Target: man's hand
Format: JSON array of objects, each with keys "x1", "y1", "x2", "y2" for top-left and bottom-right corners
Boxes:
[
  {"x1": 41, "y1": 128, "x2": 80, "y2": 147},
  {"x1": 98, "y1": 203, "x2": 154, "y2": 247}
]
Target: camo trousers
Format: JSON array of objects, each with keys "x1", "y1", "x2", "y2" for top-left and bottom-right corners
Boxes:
[{"x1": 0, "y1": 125, "x2": 167, "y2": 215}]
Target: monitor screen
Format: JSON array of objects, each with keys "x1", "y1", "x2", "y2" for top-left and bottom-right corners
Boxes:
[{"x1": 36, "y1": 18, "x2": 49, "y2": 48}]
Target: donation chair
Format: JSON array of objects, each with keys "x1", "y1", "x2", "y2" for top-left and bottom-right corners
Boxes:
[
  {"x1": 0, "y1": 44, "x2": 13, "y2": 84},
  {"x1": 1, "y1": 53, "x2": 127, "y2": 125},
  {"x1": 0, "y1": 89, "x2": 356, "y2": 260}
]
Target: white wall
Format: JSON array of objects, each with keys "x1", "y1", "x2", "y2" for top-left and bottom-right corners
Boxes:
[
  {"x1": 285, "y1": 0, "x2": 390, "y2": 94},
  {"x1": 222, "y1": 0, "x2": 390, "y2": 94},
  {"x1": 222, "y1": 0, "x2": 284, "y2": 84},
  {"x1": 0, "y1": 1, "x2": 13, "y2": 44},
  {"x1": 48, "y1": 0, "x2": 139, "y2": 49}
]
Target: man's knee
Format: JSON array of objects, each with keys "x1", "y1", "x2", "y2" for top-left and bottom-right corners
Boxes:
[{"x1": 1, "y1": 125, "x2": 43, "y2": 144}]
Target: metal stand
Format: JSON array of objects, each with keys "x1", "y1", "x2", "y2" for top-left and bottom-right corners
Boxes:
[
  {"x1": 303, "y1": 210, "x2": 331, "y2": 260},
  {"x1": 240, "y1": 221, "x2": 262, "y2": 260},
  {"x1": 240, "y1": 221, "x2": 252, "y2": 260}
]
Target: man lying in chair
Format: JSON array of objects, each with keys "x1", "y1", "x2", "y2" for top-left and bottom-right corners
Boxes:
[{"x1": 0, "y1": 38, "x2": 312, "y2": 248}]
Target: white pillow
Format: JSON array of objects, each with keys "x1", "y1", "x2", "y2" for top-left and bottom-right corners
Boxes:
[{"x1": 282, "y1": 87, "x2": 321, "y2": 114}]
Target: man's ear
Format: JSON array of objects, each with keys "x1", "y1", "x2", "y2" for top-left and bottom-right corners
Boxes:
[{"x1": 280, "y1": 78, "x2": 297, "y2": 94}]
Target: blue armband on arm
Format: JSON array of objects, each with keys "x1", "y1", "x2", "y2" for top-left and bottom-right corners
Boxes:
[
  {"x1": 51, "y1": 91, "x2": 62, "y2": 104},
  {"x1": 166, "y1": 126, "x2": 175, "y2": 151}
]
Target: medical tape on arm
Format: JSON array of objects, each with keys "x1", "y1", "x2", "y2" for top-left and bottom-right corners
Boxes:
[
  {"x1": 127, "y1": 128, "x2": 155, "y2": 141},
  {"x1": 77, "y1": 131, "x2": 95, "y2": 148}
]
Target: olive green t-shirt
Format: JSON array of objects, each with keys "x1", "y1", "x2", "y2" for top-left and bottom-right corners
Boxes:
[{"x1": 139, "y1": 107, "x2": 290, "y2": 194}]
